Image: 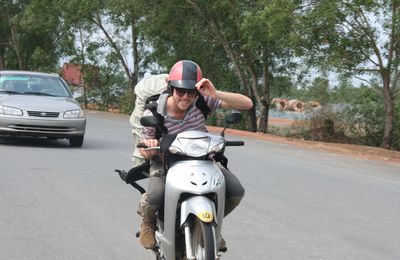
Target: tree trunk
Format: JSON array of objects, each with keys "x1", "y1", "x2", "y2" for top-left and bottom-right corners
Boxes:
[
  {"x1": 219, "y1": 40, "x2": 257, "y2": 131},
  {"x1": 79, "y1": 30, "x2": 88, "y2": 108},
  {"x1": 131, "y1": 17, "x2": 139, "y2": 94},
  {"x1": 247, "y1": 106, "x2": 257, "y2": 132},
  {"x1": 258, "y1": 103, "x2": 269, "y2": 133},
  {"x1": 10, "y1": 29, "x2": 23, "y2": 69},
  {"x1": 82, "y1": 69, "x2": 88, "y2": 109},
  {"x1": 0, "y1": 47, "x2": 5, "y2": 69},
  {"x1": 92, "y1": 12, "x2": 134, "y2": 93},
  {"x1": 258, "y1": 49, "x2": 271, "y2": 133},
  {"x1": 381, "y1": 74, "x2": 394, "y2": 149}
]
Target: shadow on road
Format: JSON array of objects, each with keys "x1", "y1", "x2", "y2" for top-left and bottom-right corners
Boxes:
[
  {"x1": 0, "y1": 135, "x2": 124, "y2": 151},
  {"x1": 0, "y1": 136, "x2": 72, "y2": 148}
]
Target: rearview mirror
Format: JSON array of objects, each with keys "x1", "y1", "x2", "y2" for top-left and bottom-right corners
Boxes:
[
  {"x1": 221, "y1": 112, "x2": 243, "y2": 136},
  {"x1": 140, "y1": 116, "x2": 162, "y2": 127},
  {"x1": 225, "y1": 112, "x2": 242, "y2": 124}
]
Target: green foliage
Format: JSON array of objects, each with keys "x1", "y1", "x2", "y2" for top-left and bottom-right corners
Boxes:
[
  {"x1": 270, "y1": 76, "x2": 296, "y2": 98},
  {"x1": 136, "y1": 0, "x2": 238, "y2": 90},
  {"x1": 83, "y1": 64, "x2": 131, "y2": 112},
  {"x1": 298, "y1": 0, "x2": 399, "y2": 148},
  {"x1": 307, "y1": 77, "x2": 330, "y2": 105},
  {"x1": 290, "y1": 86, "x2": 400, "y2": 150},
  {"x1": 338, "y1": 87, "x2": 400, "y2": 150},
  {"x1": 136, "y1": 0, "x2": 302, "y2": 132},
  {"x1": 115, "y1": 90, "x2": 135, "y2": 114},
  {"x1": 393, "y1": 98, "x2": 400, "y2": 150},
  {"x1": 286, "y1": 76, "x2": 332, "y2": 105},
  {"x1": 283, "y1": 84, "x2": 400, "y2": 150},
  {"x1": 30, "y1": 47, "x2": 58, "y2": 72},
  {"x1": 0, "y1": 0, "x2": 64, "y2": 71},
  {"x1": 330, "y1": 79, "x2": 362, "y2": 104},
  {"x1": 340, "y1": 86, "x2": 385, "y2": 147},
  {"x1": 307, "y1": 106, "x2": 349, "y2": 142}
]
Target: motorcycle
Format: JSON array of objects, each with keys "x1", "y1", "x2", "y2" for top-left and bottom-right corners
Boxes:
[{"x1": 116, "y1": 112, "x2": 244, "y2": 260}]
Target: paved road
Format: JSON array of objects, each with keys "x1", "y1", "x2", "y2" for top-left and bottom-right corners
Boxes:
[{"x1": 0, "y1": 111, "x2": 399, "y2": 260}]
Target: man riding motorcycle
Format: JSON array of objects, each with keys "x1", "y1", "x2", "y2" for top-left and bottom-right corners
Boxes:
[{"x1": 138, "y1": 60, "x2": 253, "y2": 250}]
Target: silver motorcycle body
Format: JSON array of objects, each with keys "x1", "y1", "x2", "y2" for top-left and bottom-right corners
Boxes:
[{"x1": 155, "y1": 130, "x2": 226, "y2": 260}]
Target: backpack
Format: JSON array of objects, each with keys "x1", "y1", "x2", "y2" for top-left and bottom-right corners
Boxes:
[
  {"x1": 130, "y1": 74, "x2": 168, "y2": 165},
  {"x1": 129, "y1": 74, "x2": 210, "y2": 166}
]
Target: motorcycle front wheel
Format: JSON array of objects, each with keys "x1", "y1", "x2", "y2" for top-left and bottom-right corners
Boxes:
[{"x1": 190, "y1": 218, "x2": 216, "y2": 260}]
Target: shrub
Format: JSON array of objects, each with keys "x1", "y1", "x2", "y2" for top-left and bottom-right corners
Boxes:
[
  {"x1": 115, "y1": 90, "x2": 135, "y2": 115},
  {"x1": 340, "y1": 87, "x2": 385, "y2": 147}
]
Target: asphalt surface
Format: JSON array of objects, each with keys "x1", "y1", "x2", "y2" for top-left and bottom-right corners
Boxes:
[{"x1": 0, "y1": 110, "x2": 399, "y2": 260}]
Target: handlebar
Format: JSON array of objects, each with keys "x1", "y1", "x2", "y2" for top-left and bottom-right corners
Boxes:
[
  {"x1": 136, "y1": 143, "x2": 148, "y2": 148},
  {"x1": 137, "y1": 143, "x2": 160, "y2": 151},
  {"x1": 225, "y1": 141, "x2": 245, "y2": 146},
  {"x1": 139, "y1": 141, "x2": 244, "y2": 149}
]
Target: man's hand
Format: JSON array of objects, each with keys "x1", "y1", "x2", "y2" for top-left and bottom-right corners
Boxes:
[
  {"x1": 139, "y1": 138, "x2": 159, "y2": 160},
  {"x1": 195, "y1": 78, "x2": 217, "y2": 98}
]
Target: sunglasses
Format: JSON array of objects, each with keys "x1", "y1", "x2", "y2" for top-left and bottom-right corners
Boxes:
[{"x1": 173, "y1": 88, "x2": 198, "y2": 98}]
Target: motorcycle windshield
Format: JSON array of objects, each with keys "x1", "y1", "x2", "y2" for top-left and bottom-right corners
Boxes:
[{"x1": 169, "y1": 131, "x2": 224, "y2": 157}]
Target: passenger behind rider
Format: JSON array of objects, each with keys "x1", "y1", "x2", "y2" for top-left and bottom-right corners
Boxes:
[{"x1": 138, "y1": 60, "x2": 253, "y2": 250}]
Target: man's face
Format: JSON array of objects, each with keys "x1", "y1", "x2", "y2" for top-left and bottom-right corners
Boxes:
[{"x1": 172, "y1": 87, "x2": 198, "y2": 111}]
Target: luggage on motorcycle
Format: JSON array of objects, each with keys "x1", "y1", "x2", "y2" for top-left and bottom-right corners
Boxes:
[{"x1": 129, "y1": 74, "x2": 169, "y2": 166}]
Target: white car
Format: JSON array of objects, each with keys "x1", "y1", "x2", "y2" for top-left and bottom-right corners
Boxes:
[{"x1": 0, "y1": 70, "x2": 86, "y2": 147}]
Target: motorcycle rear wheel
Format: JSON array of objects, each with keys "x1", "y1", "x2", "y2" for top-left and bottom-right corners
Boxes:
[{"x1": 190, "y1": 218, "x2": 216, "y2": 260}]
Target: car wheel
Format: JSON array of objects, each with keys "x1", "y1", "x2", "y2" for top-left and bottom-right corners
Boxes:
[{"x1": 69, "y1": 135, "x2": 84, "y2": 147}]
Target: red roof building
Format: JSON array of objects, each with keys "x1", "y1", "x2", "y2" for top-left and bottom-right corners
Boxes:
[
  {"x1": 62, "y1": 63, "x2": 83, "y2": 86},
  {"x1": 61, "y1": 63, "x2": 99, "y2": 87}
]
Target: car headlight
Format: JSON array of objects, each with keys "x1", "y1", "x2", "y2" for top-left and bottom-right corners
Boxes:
[
  {"x1": 63, "y1": 109, "x2": 85, "y2": 118},
  {"x1": 0, "y1": 105, "x2": 23, "y2": 116}
]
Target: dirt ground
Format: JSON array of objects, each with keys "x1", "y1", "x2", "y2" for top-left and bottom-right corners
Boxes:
[{"x1": 207, "y1": 118, "x2": 400, "y2": 165}]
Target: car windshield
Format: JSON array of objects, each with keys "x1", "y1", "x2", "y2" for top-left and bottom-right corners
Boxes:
[{"x1": 0, "y1": 74, "x2": 71, "y2": 97}]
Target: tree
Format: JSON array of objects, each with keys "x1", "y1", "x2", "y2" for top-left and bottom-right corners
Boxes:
[
  {"x1": 270, "y1": 76, "x2": 296, "y2": 98},
  {"x1": 0, "y1": 1, "x2": 8, "y2": 69},
  {"x1": 308, "y1": 77, "x2": 330, "y2": 105},
  {"x1": 0, "y1": 0, "x2": 65, "y2": 71},
  {"x1": 59, "y1": 0, "x2": 150, "y2": 93},
  {"x1": 87, "y1": 64, "x2": 128, "y2": 111},
  {"x1": 136, "y1": 0, "x2": 300, "y2": 132},
  {"x1": 299, "y1": 0, "x2": 400, "y2": 149},
  {"x1": 131, "y1": 0, "x2": 256, "y2": 130}
]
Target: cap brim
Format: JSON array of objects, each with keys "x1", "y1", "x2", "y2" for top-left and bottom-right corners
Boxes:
[{"x1": 169, "y1": 80, "x2": 197, "y2": 89}]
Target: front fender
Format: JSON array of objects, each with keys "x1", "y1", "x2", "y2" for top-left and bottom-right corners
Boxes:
[{"x1": 180, "y1": 196, "x2": 217, "y2": 227}]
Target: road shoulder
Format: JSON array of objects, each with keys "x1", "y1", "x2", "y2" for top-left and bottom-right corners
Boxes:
[{"x1": 207, "y1": 126, "x2": 400, "y2": 165}]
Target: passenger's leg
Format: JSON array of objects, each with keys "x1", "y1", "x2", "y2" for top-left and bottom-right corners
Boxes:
[{"x1": 138, "y1": 161, "x2": 165, "y2": 249}]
